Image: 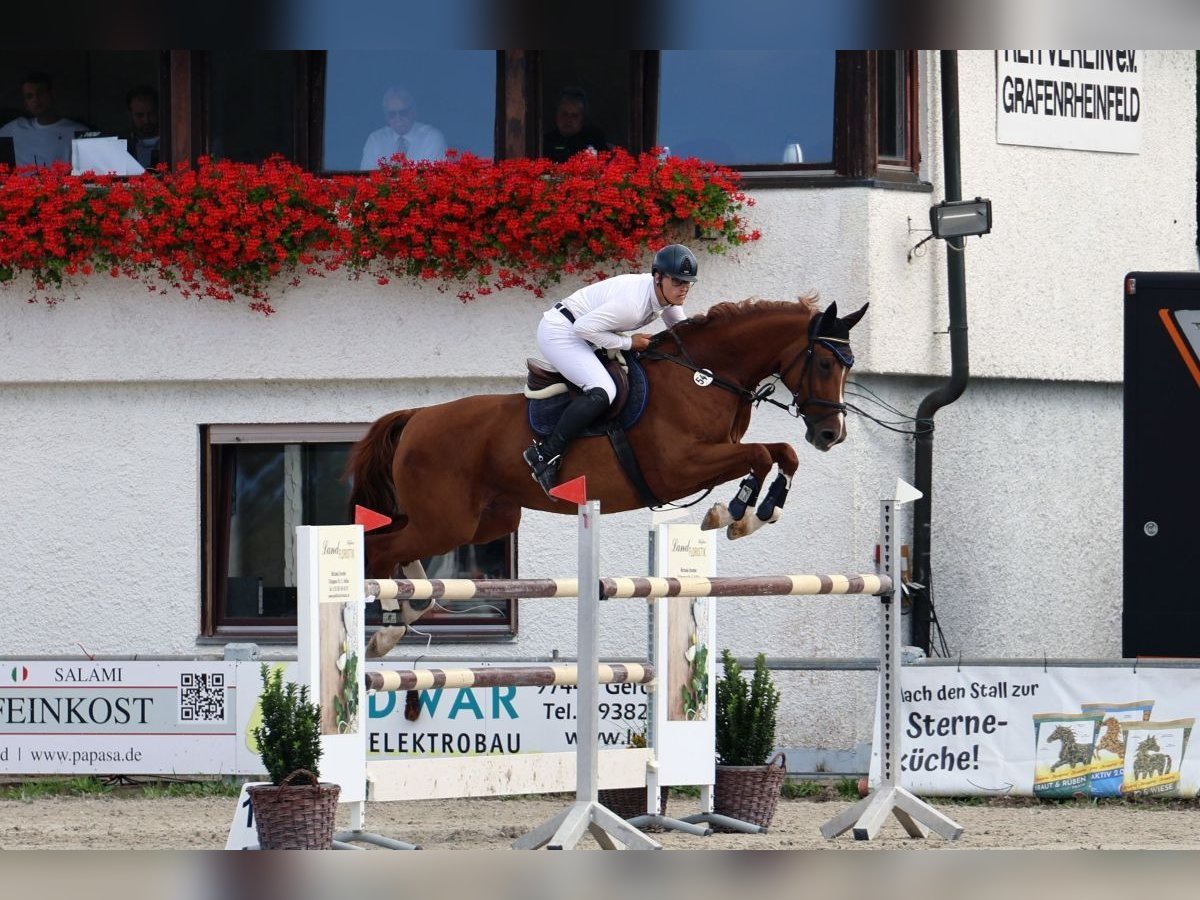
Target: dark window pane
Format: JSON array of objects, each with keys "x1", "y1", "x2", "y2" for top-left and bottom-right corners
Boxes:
[
  {"x1": 878, "y1": 51, "x2": 908, "y2": 160},
  {"x1": 207, "y1": 51, "x2": 296, "y2": 163},
  {"x1": 324, "y1": 50, "x2": 496, "y2": 171},
  {"x1": 658, "y1": 51, "x2": 835, "y2": 165},
  {"x1": 0, "y1": 51, "x2": 161, "y2": 168},
  {"x1": 208, "y1": 438, "x2": 513, "y2": 633},
  {"x1": 539, "y1": 52, "x2": 632, "y2": 159}
]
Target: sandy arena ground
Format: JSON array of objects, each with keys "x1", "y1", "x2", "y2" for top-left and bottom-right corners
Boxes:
[{"x1": 1, "y1": 793, "x2": 1199, "y2": 850}]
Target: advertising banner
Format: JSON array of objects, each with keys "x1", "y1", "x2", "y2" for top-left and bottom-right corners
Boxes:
[
  {"x1": 1, "y1": 657, "x2": 648, "y2": 776},
  {"x1": 871, "y1": 665, "x2": 1200, "y2": 797},
  {"x1": 0, "y1": 660, "x2": 241, "y2": 775}
]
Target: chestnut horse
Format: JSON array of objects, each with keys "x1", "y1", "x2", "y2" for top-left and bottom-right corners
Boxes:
[{"x1": 348, "y1": 296, "x2": 867, "y2": 655}]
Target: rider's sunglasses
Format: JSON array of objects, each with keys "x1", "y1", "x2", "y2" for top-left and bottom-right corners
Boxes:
[{"x1": 668, "y1": 277, "x2": 692, "y2": 289}]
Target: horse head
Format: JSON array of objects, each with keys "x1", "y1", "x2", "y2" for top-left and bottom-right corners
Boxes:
[
  {"x1": 782, "y1": 300, "x2": 868, "y2": 452},
  {"x1": 1047, "y1": 725, "x2": 1071, "y2": 744}
]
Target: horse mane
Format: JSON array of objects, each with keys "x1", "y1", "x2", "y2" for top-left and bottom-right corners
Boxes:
[{"x1": 674, "y1": 294, "x2": 821, "y2": 336}]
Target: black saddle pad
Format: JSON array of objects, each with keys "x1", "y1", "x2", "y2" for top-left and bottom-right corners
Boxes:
[{"x1": 527, "y1": 354, "x2": 650, "y2": 437}]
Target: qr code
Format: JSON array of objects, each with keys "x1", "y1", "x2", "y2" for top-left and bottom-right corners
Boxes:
[{"x1": 179, "y1": 672, "x2": 227, "y2": 723}]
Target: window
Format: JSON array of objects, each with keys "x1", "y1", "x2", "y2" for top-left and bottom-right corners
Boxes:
[
  {"x1": 656, "y1": 51, "x2": 836, "y2": 166},
  {"x1": 0, "y1": 51, "x2": 164, "y2": 168},
  {"x1": 151, "y1": 51, "x2": 914, "y2": 181},
  {"x1": 206, "y1": 52, "x2": 299, "y2": 164},
  {"x1": 202, "y1": 424, "x2": 516, "y2": 641},
  {"x1": 321, "y1": 50, "x2": 498, "y2": 171}
]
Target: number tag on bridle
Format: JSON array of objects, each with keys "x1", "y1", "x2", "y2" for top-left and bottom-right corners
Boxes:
[{"x1": 693, "y1": 369, "x2": 715, "y2": 387}]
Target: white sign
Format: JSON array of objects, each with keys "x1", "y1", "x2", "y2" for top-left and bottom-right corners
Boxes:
[
  {"x1": 996, "y1": 50, "x2": 1142, "y2": 153},
  {"x1": 870, "y1": 665, "x2": 1200, "y2": 797},
  {"x1": 0, "y1": 660, "x2": 245, "y2": 775},
  {"x1": 364, "y1": 664, "x2": 650, "y2": 757},
  {"x1": 225, "y1": 781, "x2": 268, "y2": 850}
]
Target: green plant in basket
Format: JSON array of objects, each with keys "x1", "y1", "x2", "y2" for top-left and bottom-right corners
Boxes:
[
  {"x1": 252, "y1": 663, "x2": 323, "y2": 784},
  {"x1": 715, "y1": 650, "x2": 780, "y2": 767}
]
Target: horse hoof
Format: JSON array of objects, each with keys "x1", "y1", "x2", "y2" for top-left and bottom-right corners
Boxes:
[
  {"x1": 726, "y1": 520, "x2": 749, "y2": 540},
  {"x1": 366, "y1": 625, "x2": 407, "y2": 659},
  {"x1": 701, "y1": 504, "x2": 731, "y2": 531}
]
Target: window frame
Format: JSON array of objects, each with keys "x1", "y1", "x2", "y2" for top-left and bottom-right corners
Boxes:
[
  {"x1": 200, "y1": 422, "x2": 518, "y2": 644},
  {"x1": 164, "y1": 50, "x2": 919, "y2": 187}
]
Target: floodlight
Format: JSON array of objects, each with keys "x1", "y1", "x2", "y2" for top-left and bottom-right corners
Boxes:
[{"x1": 929, "y1": 197, "x2": 992, "y2": 239}]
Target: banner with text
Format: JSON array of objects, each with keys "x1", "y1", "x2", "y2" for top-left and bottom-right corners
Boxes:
[
  {"x1": 996, "y1": 50, "x2": 1142, "y2": 153},
  {"x1": 871, "y1": 665, "x2": 1199, "y2": 798},
  {"x1": 0, "y1": 658, "x2": 647, "y2": 775}
]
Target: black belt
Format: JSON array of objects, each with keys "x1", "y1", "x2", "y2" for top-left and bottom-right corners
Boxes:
[{"x1": 554, "y1": 302, "x2": 576, "y2": 323}]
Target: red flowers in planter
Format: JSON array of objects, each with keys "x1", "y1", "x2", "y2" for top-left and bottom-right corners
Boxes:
[{"x1": 0, "y1": 150, "x2": 758, "y2": 315}]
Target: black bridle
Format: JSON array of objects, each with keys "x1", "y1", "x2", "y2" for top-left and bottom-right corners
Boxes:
[
  {"x1": 775, "y1": 312, "x2": 855, "y2": 426},
  {"x1": 641, "y1": 312, "x2": 854, "y2": 426}
]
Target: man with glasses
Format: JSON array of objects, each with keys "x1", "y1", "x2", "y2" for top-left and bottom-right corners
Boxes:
[
  {"x1": 359, "y1": 85, "x2": 447, "y2": 170},
  {"x1": 523, "y1": 244, "x2": 699, "y2": 496}
]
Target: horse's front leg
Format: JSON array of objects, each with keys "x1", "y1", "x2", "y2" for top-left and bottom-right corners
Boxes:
[
  {"x1": 696, "y1": 442, "x2": 796, "y2": 538},
  {"x1": 725, "y1": 443, "x2": 799, "y2": 539}
]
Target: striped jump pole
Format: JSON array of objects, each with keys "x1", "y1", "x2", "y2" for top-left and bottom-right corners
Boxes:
[
  {"x1": 366, "y1": 662, "x2": 654, "y2": 693},
  {"x1": 365, "y1": 573, "x2": 891, "y2": 602}
]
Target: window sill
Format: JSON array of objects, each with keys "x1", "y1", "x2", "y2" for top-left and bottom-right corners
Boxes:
[
  {"x1": 738, "y1": 170, "x2": 931, "y2": 192},
  {"x1": 198, "y1": 626, "x2": 518, "y2": 645}
]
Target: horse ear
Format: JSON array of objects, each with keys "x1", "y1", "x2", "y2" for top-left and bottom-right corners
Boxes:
[
  {"x1": 841, "y1": 302, "x2": 869, "y2": 331},
  {"x1": 823, "y1": 300, "x2": 838, "y2": 321}
]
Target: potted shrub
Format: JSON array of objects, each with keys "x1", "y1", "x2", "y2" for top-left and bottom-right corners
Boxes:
[
  {"x1": 246, "y1": 663, "x2": 341, "y2": 849},
  {"x1": 713, "y1": 649, "x2": 787, "y2": 830}
]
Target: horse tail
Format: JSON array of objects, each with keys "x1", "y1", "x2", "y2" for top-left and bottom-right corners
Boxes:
[{"x1": 346, "y1": 409, "x2": 417, "y2": 524}]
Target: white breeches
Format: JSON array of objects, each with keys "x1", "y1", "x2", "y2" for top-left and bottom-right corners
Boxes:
[{"x1": 537, "y1": 318, "x2": 617, "y2": 403}]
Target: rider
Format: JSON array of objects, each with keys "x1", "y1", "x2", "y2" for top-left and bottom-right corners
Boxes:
[{"x1": 523, "y1": 243, "x2": 699, "y2": 496}]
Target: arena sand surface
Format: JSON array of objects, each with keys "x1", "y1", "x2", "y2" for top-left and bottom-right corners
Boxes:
[{"x1": 2, "y1": 794, "x2": 1199, "y2": 849}]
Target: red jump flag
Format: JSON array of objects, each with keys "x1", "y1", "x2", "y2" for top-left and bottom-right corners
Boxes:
[
  {"x1": 549, "y1": 476, "x2": 588, "y2": 506},
  {"x1": 354, "y1": 505, "x2": 393, "y2": 532}
]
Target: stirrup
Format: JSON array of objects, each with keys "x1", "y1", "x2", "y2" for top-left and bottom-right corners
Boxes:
[{"x1": 530, "y1": 455, "x2": 562, "y2": 498}]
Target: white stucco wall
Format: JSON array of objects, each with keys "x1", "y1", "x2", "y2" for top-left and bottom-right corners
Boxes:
[{"x1": 0, "y1": 51, "x2": 1194, "y2": 758}]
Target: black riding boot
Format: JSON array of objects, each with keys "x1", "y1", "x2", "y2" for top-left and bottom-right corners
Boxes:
[{"x1": 523, "y1": 386, "x2": 611, "y2": 496}]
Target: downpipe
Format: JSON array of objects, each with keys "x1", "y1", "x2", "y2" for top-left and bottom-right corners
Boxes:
[{"x1": 912, "y1": 50, "x2": 971, "y2": 653}]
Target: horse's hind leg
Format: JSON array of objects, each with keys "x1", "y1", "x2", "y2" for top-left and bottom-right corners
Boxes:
[{"x1": 365, "y1": 559, "x2": 429, "y2": 659}]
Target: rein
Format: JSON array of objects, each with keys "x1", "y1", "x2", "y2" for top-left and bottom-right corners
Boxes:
[{"x1": 640, "y1": 313, "x2": 855, "y2": 422}]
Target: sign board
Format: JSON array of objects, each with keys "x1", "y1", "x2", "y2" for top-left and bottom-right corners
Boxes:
[
  {"x1": 996, "y1": 50, "x2": 1141, "y2": 153},
  {"x1": 1123, "y1": 273, "x2": 1200, "y2": 657},
  {"x1": 296, "y1": 526, "x2": 367, "y2": 803},
  {"x1": 652, "y1": 523, "x2": 716, "y2": 786},
  {"x1": 870, "y1": 665, "x2": 1199, "y2": 798},
  {"x1": 0, "y1": 660, "x2": 241, "y2": 774}
]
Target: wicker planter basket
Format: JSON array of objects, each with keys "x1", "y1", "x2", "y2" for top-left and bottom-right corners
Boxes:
[
  {"x1": 599, "y1": 786, "x2": 670, "y2": 821},
  {"x1": 713, "y1": 753, "x2": 787, "y2": 831},
  {"x1": 247, "y1": 769, "x2": 341, "y2": 849}
]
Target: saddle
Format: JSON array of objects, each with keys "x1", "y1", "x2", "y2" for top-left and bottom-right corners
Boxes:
[
  {"x1": 524, "y1": 350, "x2": 642, "y2": 433},
  {"x1": 524, "y1": 350, "x2": 631, "y2": 424},
  {"x1": 524, "y1": 350, "x2": 660, "y2": 506}
]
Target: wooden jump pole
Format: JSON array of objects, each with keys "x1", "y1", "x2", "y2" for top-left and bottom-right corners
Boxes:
[
  {"x1": 366, "y1": 573, "x2": 892, "y2": 602},
  {"x1": 366, "y1": 662, "x2": 654, "y2": 693}
]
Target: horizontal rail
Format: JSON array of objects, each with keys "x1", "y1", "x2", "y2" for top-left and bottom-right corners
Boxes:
[
  {"x1": 365, "y1": 574, "x2": 891, "y2": 602},
  {"x1": 366, "y1": 662, "x2": 655, "y2": 693},
  {"x1": 601, "y1": 574, "x2": 892, "y2": 598}
]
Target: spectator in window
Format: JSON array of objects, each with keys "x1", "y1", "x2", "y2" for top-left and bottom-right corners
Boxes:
[
  {"x1": 359, "y1": 86, "x2": 447, "y2": 169},
  {"x1": 0, "y1": 72, "x2": 85, "y2": 168},
  {"x1": 125, "y1": 85, "x2": 161, "y2": 169},
  {"x1": 542, "y1": 87, "x2": 608, "y2": 163}
]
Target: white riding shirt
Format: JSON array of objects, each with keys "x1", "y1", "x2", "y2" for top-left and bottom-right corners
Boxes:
[{"x1": 537, "y1": 273, "x2": 687, "y2": 402}]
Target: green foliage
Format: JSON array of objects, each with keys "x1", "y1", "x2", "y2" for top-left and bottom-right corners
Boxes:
[
  {"x1": 714, "y1": 650, "x2": 780, "y2": 767},
  {"x1": 252, "y1": 663, "x2": 323, "y2": 785},
  {"x1": 681, "y1": 642, "x2": 709, "y2": 720}
]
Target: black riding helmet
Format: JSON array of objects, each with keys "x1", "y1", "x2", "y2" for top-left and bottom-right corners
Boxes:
[{"x1": 652, "y1": 243, "x2": 699, "y2": 282}]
